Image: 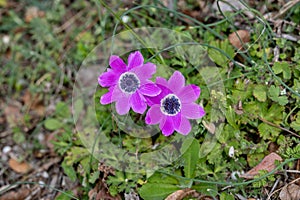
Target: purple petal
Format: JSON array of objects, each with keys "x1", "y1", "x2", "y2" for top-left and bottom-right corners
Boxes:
[
  {"x1": 171, "y1": 114, "x2": 181, "y2": 130},
  {"x1": 160, "y1": 117, "x2": 174, "y2": 136},
  {"x1": 181, "y1": 103, "x2": 205, "y2": 119},
  {"x1": 132, "y1": 63, "x2": 156, "y2": 83},
  {"x1": 109, "y1": 55, "x2": 127, "y2": 72},
  {"x1": 144, "y1": 84, "x2": 171, "y2": 106},
  {"x1": 100, "y1": 87, "x2": 114, "y2": 105},
  {"x1": 139, "y1": 83, "x2": 161, "y2": 97},
  {"x1": 116, "y1": 96, "x2": 130, "y2": 115},
  {"x1": 168, "y1": 71, "x2": 185, "y2": 92},
  {"x1": 176, "y1": 116, "x2": 191, "y2": 135},
  {"x1": 130, "y1": 92, "x2": 147, "y2": 114},
  {"x1": 177, "y1": 85, "x2": 200, "y2": 103},
  {"x1": 156, "y1": 77, "x2": 168, "y2": 87},
  {"x1": 127, "y1": 51, "x2": 144, "y2": 70},
  {"x1": 145, "y1": 105, "x2": 163, "y2": 124},
  {"x1": 98, "y1": 71, "x2": 119, "y2": 87}
]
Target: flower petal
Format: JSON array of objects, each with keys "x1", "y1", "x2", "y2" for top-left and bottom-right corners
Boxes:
[
  {"x1": 130, "y1": 92, "x2": 147, "y2": 114},
  {"x1": 171, "y1": 114, "x2": 181, "y2": 130},
  {"x1": 155, "y1": 77, "x2": 168, "y2": 87},
  {"x1": 177, "y1": 85, "x2": 200, "y2": 103},
  {"x1": 176, "y1": 116, "x2": 191, "y2": 135},
  {"x1": 127, "y1": 51, "x2": 144, "y2": 70},
  {"x1": 181, "y1": 103, "x2": 205, "y2": 119},
  {"x1": 100, "y1": 88, "x2": 114, "y2": 105},
  {"x1": 109, "y1": 55, "x2": 126, "y2": 72},
  {"x1": 116, "y1": 96, "x2": 130, "y2": 115},
  {"x1": 168, "y1": 71, "x2": 185, "y2": 92},
  {"x1": 145, "y1": 105, "x2": 163, "y2": 125},
  {"x1": 144, "y1": 84, "x2": 171, "y2": 106},
  {"x1": 98, "y1": 71, "x2": 119, "y2": 87},
  {"x1": 132, "y1": 62, "x2": 156, "y2": 82},
  {"x1": 160, "y1": 117, "x2": 174, "y2": 136},
  {"x1": 139, "y1": 83, "x2": 161, "y2": 97}
]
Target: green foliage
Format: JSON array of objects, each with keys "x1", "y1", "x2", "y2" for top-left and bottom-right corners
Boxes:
[
  {"x1": 138, "y1": 172, "x2": 181, "y2": 200},
  {"x1": 180, "y1": 138, "x2": 200, "y2": 179},
  {"x1": 291, "y1": 111, "x2": 300, "y2": 131},
  {"x1": 208, "y1": 39, "x2": 235, "y2": 67},
  {"x1": 268, "y1": 85, "x2": 288, "y2": 106},
  {"x1": 273, "y1": 61, "x2": 291, "y2": 80}
]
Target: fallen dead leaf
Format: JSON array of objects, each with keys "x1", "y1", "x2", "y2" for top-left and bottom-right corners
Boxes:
[
  {"x1": 279, "y1": 184, "x2": 300, "y2": 200},
  {"x1": 3, "y1": 101, "x2": 23, "y2": 128},
  {"x1": 0, "y1": 187, "x2": 30, "y2": 200},
  {"x1": 202, "y1": 121, "x2": 216, "y2": 134},
  {"x1": 228, "y1": 30, "x2": 250, "y2": 50},
  {"x1": 165, "y1": 188, "x2": 209, "y2": 200},
  {"x1": 8, "y1": 158, "x2": 31, "y2": 174},
  {"x1": 240, "y1": 152, "x2": 282, "y2": 179},
  {"x1": 22, "y1": 90, "x2": 45, "y2": 117}
]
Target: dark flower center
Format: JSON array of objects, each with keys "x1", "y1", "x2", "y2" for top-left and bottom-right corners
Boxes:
[
  {"x1": 118, "y1": 72, "x2": 140, "y2": 94},
  {"x1": 160, "y1": 94, "x2": 181, "y2": 116}
]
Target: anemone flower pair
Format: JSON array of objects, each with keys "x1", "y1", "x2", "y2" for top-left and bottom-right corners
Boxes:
[
  {"x1": 98, "y1": 51, "x2": 205, "y2": 136},
  {"x1": 98, "y1": 51, "x2": 161, "y2": 115}
]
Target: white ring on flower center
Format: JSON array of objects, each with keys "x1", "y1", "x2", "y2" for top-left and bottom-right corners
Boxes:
[
  {"x1": 160, "y1": 94, "x2": 181, "y2": 116},
  {"x1": 118, "y1": 72, "x2": 140, "y2": 94}
]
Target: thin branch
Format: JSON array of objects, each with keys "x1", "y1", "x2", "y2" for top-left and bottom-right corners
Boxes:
[{"x1": 259, "y1": 117, "x2": 300, "y2": 139}]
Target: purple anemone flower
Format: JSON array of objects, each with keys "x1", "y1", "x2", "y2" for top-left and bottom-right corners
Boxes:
[
  {"x1": 145, "y1": 71, "x2": 205, "y2": 136},
  {"x1": 98, "y1": 51, "x2": 161, "y2": 115}
]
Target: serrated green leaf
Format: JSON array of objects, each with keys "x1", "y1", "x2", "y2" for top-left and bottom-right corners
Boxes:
[
  {"x1": 258, "y1": 123, "x2": 281, "y2": 140},
  {"x1": 291, "y1": 111, "x2": 300, "y2": 131},
  {"x1": 208, "y1": 39, "x2": 234, "y2": 67},
  {"x1": 268, "y1": 85, "x2": 288, "y2": 106},
  {"x1": 61, "y1": 159, "x2": 77, "y2": 182},
  {"x1": 44, "y1": 118, "x2": 62, "y2": 130},
  {"x1": 273, "y1": 61, "x2": 291, "y2": 79},
  {"x1": 253, "y1": 85, "x2": 267, "y2": 102},
  {"x1": 180, "y1": 138, "x2": 200, "y2": 178}
]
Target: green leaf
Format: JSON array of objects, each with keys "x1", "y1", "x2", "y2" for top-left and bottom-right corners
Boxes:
[
  {"x1": 61, "y1": 159, "x2": 77, "y2": 182},
  {"x1": 291, "y1": 111, "x2": 300, "y2": 131},
  {"x1": 253, "y1": 84, "x2": 267, "y2": 102},
  {"x1": 208, "y1": 39, "x2": 234, "y2": 67},
  {"x1": 258, "y1": 123, "x2": 280, "y2": 141},
  {"x1": 180, "y1": 138, "x2": 200, "y2": 178},
  {"x1": 44, "y1": 118, "x2": 62, "y2": 130},
  {"x1": 55, "y1": 191, "x2": 74, "y2": 200},
  {"x1": 55, "y1": 102, "x2": 70, "y2": 118},
  {"x1": 268, "y1": 85, "x2": 288, "y2": 106},
  {"x1": 138, "y1": 183, "x2": 180, "y2": 200},
  {"x1": 273, "y1": 61, "x2": 291, "y2": 79},
  {"x1": 220, "y1": 192, "x2": 235, "y2": 200},
  {"x1": 192, "y1": 183, "x2": 218, "y2": 196}
]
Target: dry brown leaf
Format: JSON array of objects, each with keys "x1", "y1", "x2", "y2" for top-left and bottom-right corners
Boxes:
[
  {"x1": 3, "y1": 101, "x2": 23, "y2": 128},
  {"x1": 165, "y1": 188, "x2": 206, "y2": 200},
  {"x1": 229, "y1": 30, "x2": 250, "y2": 50},
  {"x1": 279, "y1": 184, "x2": 300, "y2": 200},
  {"x1": 22, "y1": 90, "x2": 45, "y2": 117},
  {"x1": 8, "y1": 158, "x2": 31, "y2": 174},
  {"x1": 0, "y1": 187, "x2": 30, "y2": 200},
  {"x1": 240, "y1": 152, "x2": 282, "y2": 179}
]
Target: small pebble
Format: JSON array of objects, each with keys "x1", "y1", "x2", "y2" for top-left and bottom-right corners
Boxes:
[
  {"x1": 42, "y1": 171, "x2": 49, "y2": 178},
  {"x1": 3, "y1": 146, "x2": 12, "y2": 154}
]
